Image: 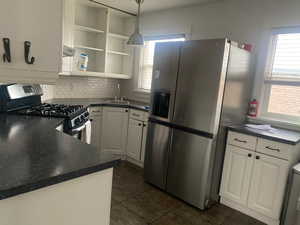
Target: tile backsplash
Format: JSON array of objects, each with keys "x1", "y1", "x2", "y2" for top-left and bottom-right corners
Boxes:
[{"x1": 41, "y1": 76, "x2": 120, "y2": 101}]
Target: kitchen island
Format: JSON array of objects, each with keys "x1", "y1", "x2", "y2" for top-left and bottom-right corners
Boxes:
[{"x1": 0, "y1": 114, "x2": 120, "y2": 225}]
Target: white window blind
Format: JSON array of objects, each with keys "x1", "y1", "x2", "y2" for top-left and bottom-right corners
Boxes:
[
  {"x1": 262, "y1": 29, "x2": 300, "y2": 122},
  {"x1": 270, "y1": 33, "x2": 300, "y2": 79},
  {"x1": 138, "y1": 37, "x2": 185, "y2": 91}
]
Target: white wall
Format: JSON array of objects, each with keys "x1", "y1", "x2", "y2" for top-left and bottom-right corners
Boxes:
[{"x1": 121, "y1": 0, "x2": 300, "y2": 103}]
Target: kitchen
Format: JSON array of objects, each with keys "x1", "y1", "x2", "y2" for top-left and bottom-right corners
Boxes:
[{"x1": 1, "y1": 0, "x2": 300, "y2": 225}]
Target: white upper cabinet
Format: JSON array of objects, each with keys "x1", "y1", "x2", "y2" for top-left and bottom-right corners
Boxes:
[
  {"x1": 248, "y1": 153, "x2": 289, "y2": 219},
  {"x1": 62, "y1": 0, "x2": 134, "y2": 79},
  {"x1": 0, "y1": 0, "x2": 62, "y2": 84},
  {"x1": 105, "y1": 10, "x2": 134, "y2": 79}
]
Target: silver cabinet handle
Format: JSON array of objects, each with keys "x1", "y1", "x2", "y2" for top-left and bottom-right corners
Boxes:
[
  {"x1": 266, "y1": 146, "x2": 280, "y2": 152},
  {"x1": 234, "y1": 138, "x2": 247, "y2": 143}
]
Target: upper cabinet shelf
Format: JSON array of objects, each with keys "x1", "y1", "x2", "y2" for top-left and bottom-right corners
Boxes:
[
  {"x1": 74, "y1": 25, "x2": 105, "y2": 34},
  {"x1": 108, "y1": 50, "x2": 129, "y2": 56},
  {"x1": 108, "y1": 32, "x2": 129, "y2": 40},
  {"x1": 75, "y1": 1, "x2": 107, "y2": 32},
  {"x1": 74, "y1": 45, "x2": 104, "y2": 52},
  {"x1": 62, "y1": 0, "x2": 135, "y2": 79}
]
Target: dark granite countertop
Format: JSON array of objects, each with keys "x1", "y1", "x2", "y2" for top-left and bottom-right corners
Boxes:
[
  {"x1": 227, "y1": 124, "x2": 300, "y2": 145},
  {"x1": 0, "y1": 114, "x2": 120, "y2": 200},
  {"x1": 46, "y1": 98, "x2": 150, "y2": 112}
]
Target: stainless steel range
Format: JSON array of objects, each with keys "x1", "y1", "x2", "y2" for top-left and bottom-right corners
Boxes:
[{"x1": 0, "y1": 84, "x2": 91, "y2": 144}]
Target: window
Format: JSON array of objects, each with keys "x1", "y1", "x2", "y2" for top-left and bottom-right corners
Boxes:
[
  {"x1": 137, "y1": 35, "x2": 185, "y2": 91},
  {"x1": 262, "y1": 28, "x2": 300, "y2": 122}
]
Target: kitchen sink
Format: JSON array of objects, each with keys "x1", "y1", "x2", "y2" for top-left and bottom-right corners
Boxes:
[{"x1": 104, "y1": 99, "x2": 130, "y2": 105}]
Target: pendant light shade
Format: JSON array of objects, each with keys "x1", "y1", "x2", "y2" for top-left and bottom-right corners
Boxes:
[{"x1": 127, "y1": 0, "x2": 144, "y2": 46}]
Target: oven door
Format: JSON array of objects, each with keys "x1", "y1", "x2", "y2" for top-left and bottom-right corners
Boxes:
[{"x1": 70, "y1": 120, "x2": 91, "y2": 144}]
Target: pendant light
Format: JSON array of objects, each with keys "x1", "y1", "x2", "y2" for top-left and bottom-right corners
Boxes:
[{"x1": 127, "y1": 0, "x2": 144, "y2": 46}]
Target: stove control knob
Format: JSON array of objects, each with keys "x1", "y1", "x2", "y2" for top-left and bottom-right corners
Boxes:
[{"x1": 74, "y1": 118, "x2": 81, "y2": 125}]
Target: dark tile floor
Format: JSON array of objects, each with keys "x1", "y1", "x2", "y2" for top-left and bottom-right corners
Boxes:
[{"x1": 110, "y1": 161, "x2": 265, "y2": 225}]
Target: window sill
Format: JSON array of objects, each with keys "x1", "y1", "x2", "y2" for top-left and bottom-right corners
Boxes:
[{"x1": 247, "y1": 116, "x2": 300, "y2": 132}]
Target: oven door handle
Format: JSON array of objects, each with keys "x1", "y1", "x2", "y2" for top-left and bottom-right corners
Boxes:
[{"x1": 72, "y1": 123, "x2": 87, "y2": 132}]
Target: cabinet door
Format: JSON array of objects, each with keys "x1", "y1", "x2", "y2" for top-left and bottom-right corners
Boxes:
[
  {"x1": 248, "y1": 153, "x2": 289, "y2": 219},
  {"x1": 126, "y1": 119, "x2": 143, "y2": 161},
  {"x1": 101, "y1": 107, "x2": 128, "y2": 155},
  {"x1": 90, "y1": 115, "x2": 102, "y2": 151},
  {"x1": 220, "y1": 145, "x2": 254, "y2": 206},
  {"x1": 141, "y1": 122, "x2": 148, "y2": 162},
  {"x1": 0, "y1": 0, "x2": 62, "y2": 73}
]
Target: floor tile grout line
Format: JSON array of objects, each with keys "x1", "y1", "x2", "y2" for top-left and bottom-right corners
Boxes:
[
  {"x1": 119, "y1": 200, "x2": 150, "y2": 223},
  {"x1": 147, "y1": 206, "x2": 181, "y2": 225}
]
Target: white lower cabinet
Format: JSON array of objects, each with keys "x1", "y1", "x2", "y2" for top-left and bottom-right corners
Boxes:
[
  {"x1": 126, "y1": 119, "x2": 143, "y2": 161},
  {"x1": 220, "y1": 145, "x2": 253, "y2": 206},
  {"x1": 248, "y1": 153, "x2": 289, "y2": 219},
  {"x1": 220, "y1": 131, "x2": 300, "y2": 225},
  {"x1": 89, "y1": 106, "x2": 148, "y2": 166},
  {"x1": 125, "y1": 109, "x2": 149, "y2": 166},
  {"x1": 0, "y1": 169, "x2": 113, "y2": 225},
  {"x1": 89, "y1": 107, "x2": 103, "y2": 151},
  {"x1": 101, "y1": 107, "x2": 129, "y2": 156}
]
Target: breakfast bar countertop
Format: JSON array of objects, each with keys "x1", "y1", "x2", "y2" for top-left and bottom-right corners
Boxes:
[{"x1": 0, "y1": 114, "x2": 120, "y2": 200}]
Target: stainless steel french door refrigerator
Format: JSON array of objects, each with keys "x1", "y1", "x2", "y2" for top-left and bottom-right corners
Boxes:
[{"x1": 144, "y1": 39, "x2": 252, "y2": 209}]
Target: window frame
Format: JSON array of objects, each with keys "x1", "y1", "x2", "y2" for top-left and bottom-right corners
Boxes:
[
  {"x1": 135, "y1": 34, "x2": 186, "y2": 93},
  {"x1": 260, "y1": 27, "x2": 300, "y2": 124}
]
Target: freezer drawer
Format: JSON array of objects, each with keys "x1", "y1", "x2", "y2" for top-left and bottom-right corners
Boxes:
[
  {"x1": 166, "y1": 128, "x2": 214, "y2": 209},
  {"x1": 144, "y1": 122, "x2": 171, "y2": 190}
]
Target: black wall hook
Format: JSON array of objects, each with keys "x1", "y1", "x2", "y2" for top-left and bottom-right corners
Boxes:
[
  {"x1": 24, "y1": 41, "x2": 35, "y2": 64},
  {"x1": 3, "y1": 38, "x2": 11, "y2": 63}
]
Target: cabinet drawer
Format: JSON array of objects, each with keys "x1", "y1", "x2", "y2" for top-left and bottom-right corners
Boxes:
[
  {"x1": 104, "y1": 107, "x2": 129, "y2": 113},
  {"x1": 257, "y1": 138, "x2": 291, "y2": 160},
  {"x1": 130, "y1": 109, "x2": 148, "y2": 121},
  {"x1": 89, "y1": 107, "x2": 102, "y2": 116},
  {"x1": 227, "y1": 131, "x2": 257, "y2": 151}
]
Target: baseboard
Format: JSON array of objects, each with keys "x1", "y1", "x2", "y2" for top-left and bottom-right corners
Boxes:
[{"x1": 220, "y1": 197, "x2": 280, "y2": 225}]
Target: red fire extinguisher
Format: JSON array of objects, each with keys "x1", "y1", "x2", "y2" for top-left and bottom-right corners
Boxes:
[{"x1": 248, "y1": 99, "x2": 259, "y2": 117}]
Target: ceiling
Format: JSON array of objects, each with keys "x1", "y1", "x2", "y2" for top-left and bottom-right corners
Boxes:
[{"x1": 93, "y1": 0, "x2": 219, "y2": 14}]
